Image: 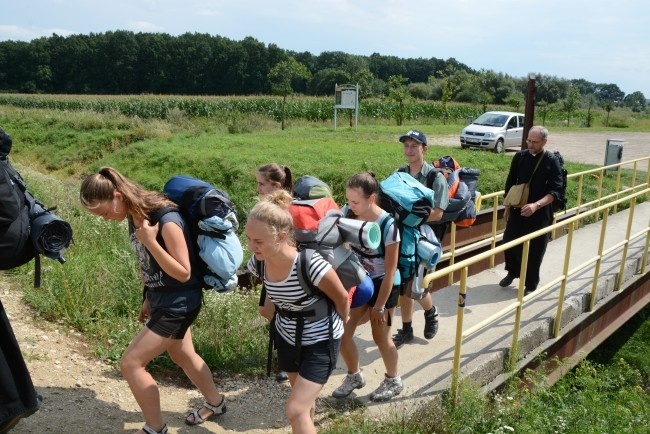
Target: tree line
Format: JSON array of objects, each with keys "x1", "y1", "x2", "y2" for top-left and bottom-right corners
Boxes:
[{"x1": 0, "y1": 31, "x2": 645, "y2": 113}]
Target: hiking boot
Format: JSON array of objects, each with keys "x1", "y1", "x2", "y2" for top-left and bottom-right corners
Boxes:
[
  {"x1": 392, "y1": 328, "x2": 414, "y2": 348},
  {"x1": 332, "y1": 371, "x2": 366, "y2": 398},
  {"x1": 423, "y1": 307, "x2": 439, "y2": 339},
  {"x1": 370, "y1": 375, "x2": 403, "y2": 402}
]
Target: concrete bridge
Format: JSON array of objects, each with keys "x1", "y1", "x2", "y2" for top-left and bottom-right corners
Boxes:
[{"x1": 321, "y1": 191, "x2": 650, "y2": 416}]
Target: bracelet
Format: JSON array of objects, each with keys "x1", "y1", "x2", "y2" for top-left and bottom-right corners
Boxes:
[{"x1": 372, "y1": 306, "x2": 385, "y2": 313}]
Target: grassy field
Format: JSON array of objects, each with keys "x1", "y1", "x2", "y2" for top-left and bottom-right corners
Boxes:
[{"x1": 1, "y1": 99, "x2": 648, "y2": 432}]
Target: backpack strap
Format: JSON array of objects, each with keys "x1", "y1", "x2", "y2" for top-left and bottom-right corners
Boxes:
[
  {"x1": 255, "y1": 258, "x2": 274, "y2": 378},
  {"x1": 149, "y1": 205, "x2": 180, "y2": 225}
]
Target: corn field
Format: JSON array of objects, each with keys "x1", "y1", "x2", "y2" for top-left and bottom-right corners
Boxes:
[{"x1": 0, "y1": 93, "x2": 482, "y2": 123}]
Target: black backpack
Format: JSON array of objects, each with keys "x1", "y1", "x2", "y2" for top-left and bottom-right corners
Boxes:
[
  {"x1": 0, "y1": 129, "x2": 73, "y2": 287},
  {"x1": 548, "y1": 151, "x2": 568, "y2": 212},
  {"x1": 0, "y1": 157, "x2": 35, "y2": 270}
]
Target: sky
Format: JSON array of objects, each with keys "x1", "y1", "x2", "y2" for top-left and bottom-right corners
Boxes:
[{"x1": 2, "y1": 0, "x2": 649, "y2": 98}]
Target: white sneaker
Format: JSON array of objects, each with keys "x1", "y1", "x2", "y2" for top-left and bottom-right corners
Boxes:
[
  {"x1": 369, "y1": 374, "x2": 403, "y2": 402},
  {"x1": 332, "y1": 371, "x2": 366, "y2": 398}
]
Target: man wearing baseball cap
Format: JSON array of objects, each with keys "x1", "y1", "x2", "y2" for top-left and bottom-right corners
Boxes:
[{"x1": 392, "y1": 129, "x2": 449, "y2": 348}]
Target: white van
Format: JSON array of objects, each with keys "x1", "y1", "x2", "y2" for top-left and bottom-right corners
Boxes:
[{"x1": 460, "y1": 111, "x2": 525, "y2": 153}]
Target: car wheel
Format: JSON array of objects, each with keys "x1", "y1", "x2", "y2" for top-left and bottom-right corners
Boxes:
[
  {"x1": 461, "y1": 145, "x2": 469, "y2": 149},
  {"x1": 494, "y1": 139, "x2": 504, "y2": 153}
]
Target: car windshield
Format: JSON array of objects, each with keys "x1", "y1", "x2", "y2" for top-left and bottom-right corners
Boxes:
[{"x1": 473, "y1": 114, "x2": 508, "y2": 127}]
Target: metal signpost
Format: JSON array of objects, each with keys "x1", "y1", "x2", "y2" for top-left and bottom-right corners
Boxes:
[{"x1": 334, "y1": 83, "x2": 359, "y2": 130}]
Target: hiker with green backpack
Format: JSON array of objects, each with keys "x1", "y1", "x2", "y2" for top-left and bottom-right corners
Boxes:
[
  {"x1": 392, "y1": 130, "x2": 450, "y2": 349},
  {"x1": 245, "y1": 189, "x2": 349, "y2": 433}
]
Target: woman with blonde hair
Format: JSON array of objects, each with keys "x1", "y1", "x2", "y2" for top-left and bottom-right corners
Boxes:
[
  {"x1": 246, "y1": 190, "x2": 348, "y2": 434},
  {"x1": 79, "y1": 167, "x2": 226, "y2": 434}
]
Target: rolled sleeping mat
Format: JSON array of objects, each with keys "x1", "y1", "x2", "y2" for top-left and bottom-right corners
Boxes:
[
  {"x1": 417, "y1": 224, "x2": 442, "y2": 269},
  {"x1": 417, "y1": 238, "x2": 442, "y2": 269},
  {"x1": 336, "y1": 217, "x2": 380, "y2": 250},
  {"x1": 29, "y1": 201, "x2": 73, "y2": 263},
  {"x1": 348, "y1": 274, "x2": 374, "y2": 308}
]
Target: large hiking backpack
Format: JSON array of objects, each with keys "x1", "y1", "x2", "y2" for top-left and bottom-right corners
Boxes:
[
  {"x1": 289, "y1": 197, "x2": 370, "y2": 291},
  {"x1": 0, "y1": 156, "x2": 73, "y2": 287},
  {"x1": 157, "y1": 175, "x2": 243, "y2": 293},
  {"x1": 377, "y1": 172, "x2": 435, "y2": 283},
  {"x1": 293, "y1": 175, "x2": 333, "y2": 200},
  {"x1": 430, "y1": 156, "x2": 481, "y2": 227},
  {"x1": 373, "y1": 212, "x2": 442, "y2": 287},
  {"x1": 378, "y1": 171, "x2": 434, "y2": 227},
  {"x1": 1, "y1": 157, "x2": 36, "y2": 270},
  {"x1": 548, "y1": 150, "x2": 568, "y2": 212}
]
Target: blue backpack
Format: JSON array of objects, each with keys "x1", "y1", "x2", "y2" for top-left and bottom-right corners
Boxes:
[
  {"x1": 376, "y1": 172, "x2": 436, "y2": 283},
  {"x1": 156, "y1": 175, "x2": 243, "y2": 293}
]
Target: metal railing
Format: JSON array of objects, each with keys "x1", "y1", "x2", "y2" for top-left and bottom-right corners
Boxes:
[
  {"x1": 440, "y1": 156, "x2": 650, "y2": 273},
  {"x1": 423, "y1": 157, "x2": 650, "y2": 401}
]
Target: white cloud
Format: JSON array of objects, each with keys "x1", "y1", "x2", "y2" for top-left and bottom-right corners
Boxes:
[{"x1": 127, "y1": 21, "x2": 164, "y2": 32}]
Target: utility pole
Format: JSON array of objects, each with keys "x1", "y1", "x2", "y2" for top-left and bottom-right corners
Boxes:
[{"x1": 522, "y1": 73, "x2": 536, "y2": 149}]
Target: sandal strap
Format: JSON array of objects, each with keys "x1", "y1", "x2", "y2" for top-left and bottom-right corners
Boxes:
[
  {"x1": 142, "y1": 424, "x2": 168, "y2": 434},
  {"x1": 203, "y1": 397, "x2": 226, "y2": 415}
]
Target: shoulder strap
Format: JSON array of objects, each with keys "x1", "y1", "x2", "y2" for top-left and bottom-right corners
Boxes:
[
  {"x1": 149, "y1": 205, "x2": 180, "y2": 225},
  {"x1": 378, "y1": 213, "x2": 397, "y2": 255},
  {"x1": 296, "y1": 248, "x2": 319, "y2": 298},
  {"x1": 256, "y1": 258, "x2": 267, "y2": 307},
  {"x1": 526, "y1": 152, "x2": 545, "y2": 184}
]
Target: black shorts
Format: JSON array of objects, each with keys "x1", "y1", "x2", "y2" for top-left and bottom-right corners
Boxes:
[
  {"x1": 146, "y1": 307, "x2": 200, "y2": 339},
  {"x1": 367, "y1": 276, "x2": 399, "y2": 309},
  {"x1": 274, "y1": 335, "x2": 341, "y2": 385}
]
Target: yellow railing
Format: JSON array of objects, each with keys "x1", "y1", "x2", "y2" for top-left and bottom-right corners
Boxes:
[
  {"x1": 440, "y1": 156, "x2": 650, "y2": 273},
  {"x1": 424, "y1": 170, "x2": 650, "y2": 401}
]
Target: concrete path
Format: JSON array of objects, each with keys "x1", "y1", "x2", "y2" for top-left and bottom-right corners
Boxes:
[{"x1": 321, "y1": 200, "x2": 650, "y2": 415}]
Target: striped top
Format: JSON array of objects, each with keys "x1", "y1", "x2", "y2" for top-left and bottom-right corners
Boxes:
[{"x1": 248, "y1": 252, "x2": 344, "y2": 346}]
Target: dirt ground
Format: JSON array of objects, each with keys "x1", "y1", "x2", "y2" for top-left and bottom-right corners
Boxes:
[{"x1": 2, "y1": 131, "x2": 648, "y2": 434}]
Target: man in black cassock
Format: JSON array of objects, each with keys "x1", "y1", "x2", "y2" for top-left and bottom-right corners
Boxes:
[{"x1": 500, "y1": 126, "x2": 564, "y2": 294}]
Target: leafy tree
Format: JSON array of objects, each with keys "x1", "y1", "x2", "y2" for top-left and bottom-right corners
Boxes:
[
  {"x1": 561, "y1": 85, "x2": 581, "y2": 127},
  {"x1": 408, "y1": 82, "x2": 433, "y2": 100},
  {"x1": 595, "y1": 83, "x2": 624, "y2": 105},
  {"x1": 622, "y1": 91, "x2": 646, "y2": 112},
  {"x1": 603, "y1": 99, "x2": 615, "y2": 127},
  {"x1": 369, "y1": 53, "x2": 407, "y2": 81},
  {"x1": 387, "y1": 74, "x2": 411, "y2": 126},
  {"x1": 438, "y1": 64, "x2": 462, "y2": 124},
  {"x1": 268, "y1": 57, "x2": 311, "y2": 130},
  {"x1": 584, "y1": 94, "x2": 597, "y2": 127},
  {"x1": 310, "y1": 68, "x2": 349, "y2": 95},
  {"x1": 505, "y1": 94, "x2": 524, "y2": 112},
  {"x1": 536, "y1": 74, "x2": 570, "y2": 104},
  {"x1": 536, "y1": 100, "x2": 551, "y2": 125}
]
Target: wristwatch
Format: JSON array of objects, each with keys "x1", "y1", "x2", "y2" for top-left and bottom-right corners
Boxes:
[
  {"x1": 536, "y1": 201, "x2": 542, "y2": 209},
  {"x1": 372, "y1": 306, "x2": 386, "y2": 313}
]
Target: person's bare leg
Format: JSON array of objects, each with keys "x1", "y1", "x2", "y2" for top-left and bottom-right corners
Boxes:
[
  {"x1": 120, "y1": 328, "x2": 169, "y2": 433},
  {"x1": 168, "y1": 328, "x2": 224, "y2": 423}
]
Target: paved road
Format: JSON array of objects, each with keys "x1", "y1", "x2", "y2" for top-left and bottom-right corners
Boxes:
[{"x1": 432, "y1": 131, "x2": 649, "y2": 166}]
